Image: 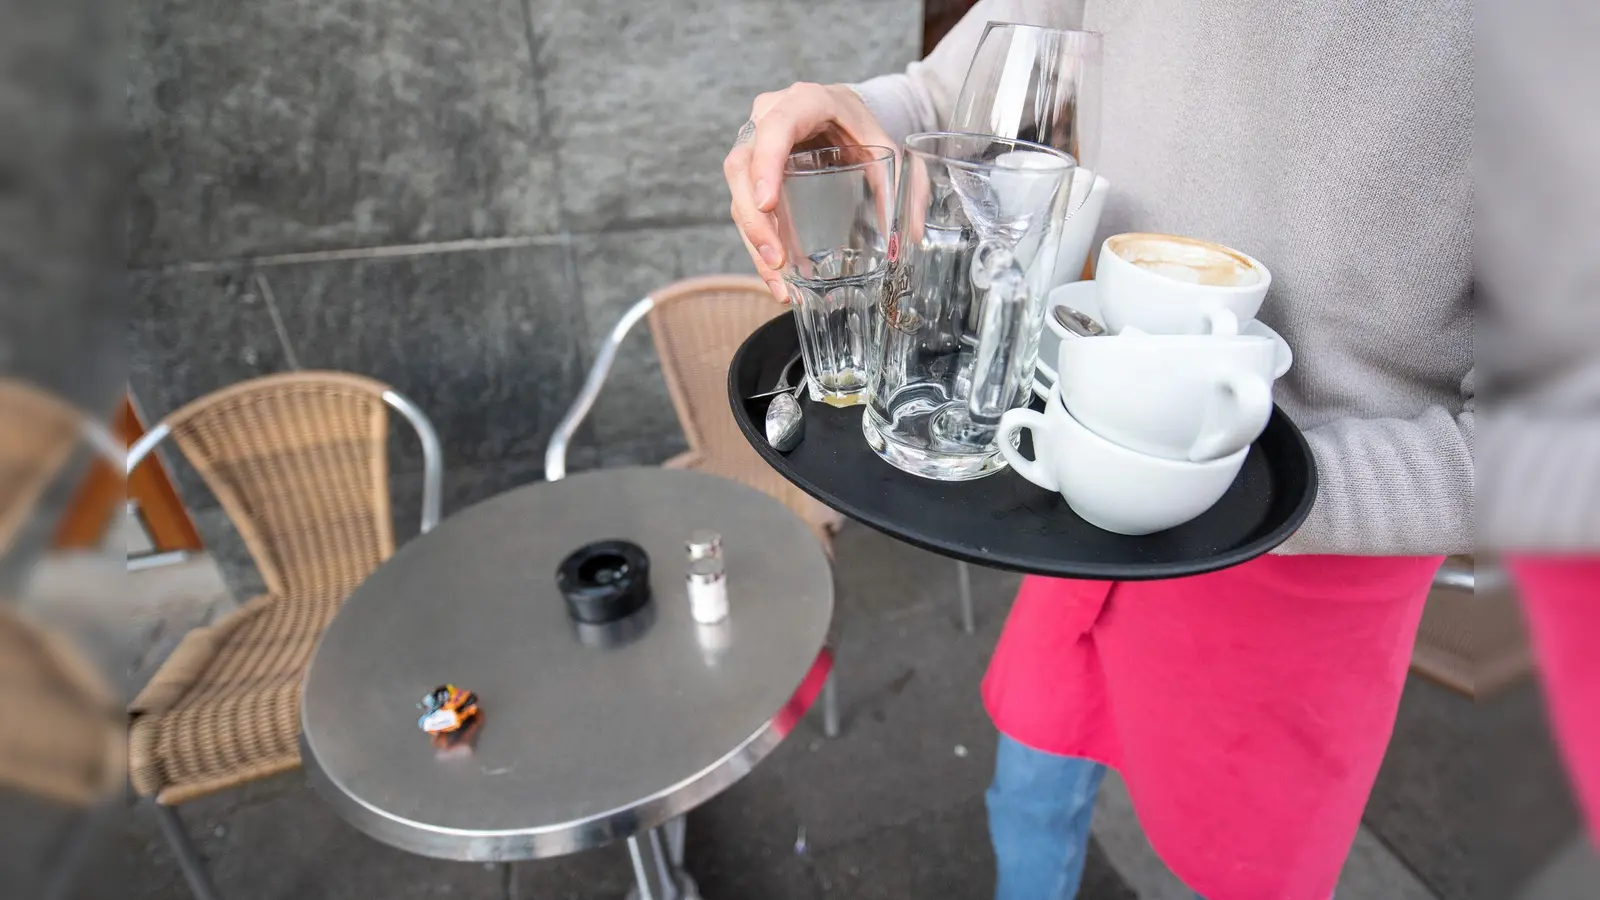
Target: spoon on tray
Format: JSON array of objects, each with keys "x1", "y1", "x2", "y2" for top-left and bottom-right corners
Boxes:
[
  {"x1": 761, "y1": 354, "x2": 807, "y2": 452},
  {"x1": 746, "y1": 351, "x2": 804, "y2": 399}
]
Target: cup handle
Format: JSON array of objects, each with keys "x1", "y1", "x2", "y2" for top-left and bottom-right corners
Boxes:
[
  {"x1": 1269, "y1": 330, "x2": 1293, "y2": 379},
  {"x1": 1204, "y1": 307, "x2": 1240, "y2": 336},
  {"x1": 1187, "y1": 373, "x2": 1273, "y2": 462},
  {"x1": 997, "y1": 408, "x2": 1059, "y2": 492}
]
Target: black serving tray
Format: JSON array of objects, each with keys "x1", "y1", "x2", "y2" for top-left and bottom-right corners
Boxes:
[{"x1": 728, "y1": 314, "x2": 1318, "y2": 580}]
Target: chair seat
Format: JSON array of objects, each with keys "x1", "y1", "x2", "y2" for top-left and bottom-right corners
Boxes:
[
  {"x1": 0, "y1": 607, "x2": 123, "y2": 807},
  {"x1": 129, "y1": 586, "x2": 348, "y2": 805}
]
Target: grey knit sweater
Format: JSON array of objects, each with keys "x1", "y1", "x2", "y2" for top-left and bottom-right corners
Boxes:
[{"x1": 854, "y1": 0, "x2": 1474, "y2": 556}]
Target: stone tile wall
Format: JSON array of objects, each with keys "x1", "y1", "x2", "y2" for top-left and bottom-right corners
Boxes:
[{"x1": 127, "y1": 0, "x2": 918, "y2": 597}]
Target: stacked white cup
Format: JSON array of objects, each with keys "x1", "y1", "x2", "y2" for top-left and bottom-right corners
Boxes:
[{"x1": 999, "y1": 233, "x2": 1294, "y2": 535}]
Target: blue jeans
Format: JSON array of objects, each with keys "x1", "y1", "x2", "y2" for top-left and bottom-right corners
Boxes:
[{"x1": 986, "y1": 735, "x2": 1204, "y2": 900}]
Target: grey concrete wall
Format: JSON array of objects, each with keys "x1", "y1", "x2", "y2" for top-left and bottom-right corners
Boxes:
[
  {"x1": 0, "y1": 0, "x2": 124, "y2": 589},
  {"x1": 127, "y1": 0, "x2": 919, "y2": 596}
]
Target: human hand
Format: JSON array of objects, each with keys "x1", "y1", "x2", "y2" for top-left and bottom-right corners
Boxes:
[{"x1": 723, "y1": 82, "x2": 894, "y2": 302}]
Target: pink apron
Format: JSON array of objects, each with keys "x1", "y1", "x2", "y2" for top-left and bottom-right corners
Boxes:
[
  {"x1": 1510, "y1": 556, "x2": 1600, "y2": 843},
  {"x1": 983, "y1": 553, "x2": 1442, "y2": 900}
]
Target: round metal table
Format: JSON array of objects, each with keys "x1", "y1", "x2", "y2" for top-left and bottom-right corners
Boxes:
[{"x1": 300, "y1": 468, "x2": 835, "y2": 899}]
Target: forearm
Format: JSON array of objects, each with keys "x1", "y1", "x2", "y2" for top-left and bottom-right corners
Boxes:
[
  {"x1": 1481, "y1": 399, "x2": 1600, "y2": 550},
  {"x1": 849, "y1": 0, "x2": 1078, "y2": 145},
  {"x1": 1274, "y1": 404, "x2": 1475, "y2": 556}
]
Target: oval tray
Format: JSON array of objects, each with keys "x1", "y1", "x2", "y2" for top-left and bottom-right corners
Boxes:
[{"x1": 728, "y1": 314, "x2": 1318, "y2": 580}]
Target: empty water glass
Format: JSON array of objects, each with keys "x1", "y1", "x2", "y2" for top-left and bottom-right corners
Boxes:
[{"x1": 773, "y1": 145, "x2": 896, "y2": 407}]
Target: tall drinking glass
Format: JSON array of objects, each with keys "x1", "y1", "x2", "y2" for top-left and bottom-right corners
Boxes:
[
  {"x1": 773, "y1": 145, "x2": 897, "y2": 407},
  {"x1": 864, "y1": 133, "x2": 1075, "y2": 480},
  {"x1": 952, "y1": 24, "x2": 1107, "y2": 293},
  {"x1": 952, "y1": 23, "x2": 1102, "y2": 184}
]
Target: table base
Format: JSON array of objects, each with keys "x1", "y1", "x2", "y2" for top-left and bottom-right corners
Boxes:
[
  {"x1": 623, "y1": 873, "x2": 700, "y2": 900},
  {"x1": 625, "y1": 823, "x2": 702, "y2": 900}
]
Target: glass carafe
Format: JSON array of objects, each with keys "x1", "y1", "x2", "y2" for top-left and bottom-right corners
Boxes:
[{"x1": 863, "y1": 132, "x2": 1075, "y2": 480}]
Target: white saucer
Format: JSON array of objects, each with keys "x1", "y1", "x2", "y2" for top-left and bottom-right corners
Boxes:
[
  {"x1": 1244, "y1": 319, "x2": 1293, "y2": 379},
  {"x1": 1035, "y1": 281, "x2": 1099, "y2": 392}
]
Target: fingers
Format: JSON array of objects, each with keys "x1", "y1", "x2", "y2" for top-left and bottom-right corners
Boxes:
[
  {"x1": 734, "y1": 212, "x2": 789, "y2": 304},
  {"x1": 726, "y1": 82, "x2": 898, "y2": 303},
  {"x1": 724, "y1": 145, "x2": 787, "y2": 301},
  {"x1": 747, "y1": 84, "x2": 835, "y2": 213}
]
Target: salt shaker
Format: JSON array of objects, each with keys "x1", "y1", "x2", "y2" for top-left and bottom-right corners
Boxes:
[{"x1": 687, "y1": 556, "x2": 729, "y2": 624}]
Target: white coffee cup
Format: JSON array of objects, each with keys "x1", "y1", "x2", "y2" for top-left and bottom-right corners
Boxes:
[
  {"x1": 997, "y1": 389, "x2": 1249, "y2": 535},
  {"x1": 1055, "y1": 330, "x2": 1278, "y2": 461},
  {"x1": 1095, "y1": 233, "x2": 1271, "y2": 335}
]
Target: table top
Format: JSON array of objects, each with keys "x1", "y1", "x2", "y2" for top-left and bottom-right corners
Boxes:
[
  {"x1": 300, "y1": 467, "x2": 835, "y2": 862},
  {"x1": 728, "y1": 314, "x2": 1317, "y2": 580}
]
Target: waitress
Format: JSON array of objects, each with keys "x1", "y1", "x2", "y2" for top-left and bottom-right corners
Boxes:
[{"x1": 724, "y1": 1, "x2": 1473, "y2": 898}]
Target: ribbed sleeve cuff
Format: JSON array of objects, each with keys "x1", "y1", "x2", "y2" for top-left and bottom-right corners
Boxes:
[
  {"x1": 1481, "y1": 414, "x2": 1600, "y2": 551},
  {"x1": 1269, "y1": 408, "x2": 1475, "y2": 557}
]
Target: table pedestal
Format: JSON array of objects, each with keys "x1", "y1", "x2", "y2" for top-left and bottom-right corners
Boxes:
[{"x1": 625, "y1": 822, "x2": 701, "y2": 900}]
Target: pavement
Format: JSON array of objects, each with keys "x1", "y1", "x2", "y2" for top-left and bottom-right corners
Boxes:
[{"x1": 4, "y1": 516, "x2": 1593, "y2": 899}]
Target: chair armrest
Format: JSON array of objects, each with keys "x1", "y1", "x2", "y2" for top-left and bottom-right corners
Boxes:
[
  {"x1": 126, "y1": 423, "x2": 173, "y2": 477},
  {"x1": 383, "y1": 390, "x2": 443, "y2": 535},
  {"x1": 544, "y1": 295, "x2": 657, "y2": 482},
  {"x1": 81, "y1": 415, "x2": 125, "y2": 470}
]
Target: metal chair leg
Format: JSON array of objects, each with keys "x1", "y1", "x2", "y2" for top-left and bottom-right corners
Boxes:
[
  {"x1": 822, "y1": 670, "x2": 841, "y2": 738},
  {"x1": 153, "y1": 802, "x2": 223, "y2": 900},
  {"x1": 957, "y1": 560, "x2": 975, "y2": 633},
  {"x1": 41, "y1": 800, "x2": 115, "y2": 900}
]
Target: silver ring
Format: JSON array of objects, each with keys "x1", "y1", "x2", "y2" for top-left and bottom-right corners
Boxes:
[{"x1": 734, "y1": 119, "x2": 756, "y2": 147}]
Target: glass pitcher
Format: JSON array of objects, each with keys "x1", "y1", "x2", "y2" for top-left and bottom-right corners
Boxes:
[{"x1": 863, "y1": 132, "x2": 1075, "y2": 480}]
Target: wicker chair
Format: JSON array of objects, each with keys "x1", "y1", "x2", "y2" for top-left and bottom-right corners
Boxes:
[
  {"x1": 125, "y1": 372, "x2": 441, "y2": 900},
  {"x1": 0, "y1": 378, "x2": 122, "y2": 557},
  {"x1": 0, "y1": 382, "x2": 129, "y2": 899}
]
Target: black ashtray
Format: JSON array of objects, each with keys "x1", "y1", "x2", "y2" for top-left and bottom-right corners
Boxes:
[
  {"x1": 555, "y1": 539, "x2": 652, "y2": 625},
  {"x1": 571, "y1": 602, "x2": 656, "y2": 650}
]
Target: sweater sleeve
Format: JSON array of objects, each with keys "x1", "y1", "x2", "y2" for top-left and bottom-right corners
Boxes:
[
  {"x1": 1274, "y1": 372, "x2": 1476, "y2": 556},
  {"x1": 848, "y1": 0, "x2": 1081, "y2": 145}
]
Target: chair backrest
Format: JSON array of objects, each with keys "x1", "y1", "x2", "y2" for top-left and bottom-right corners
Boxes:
[
  {"x1": 134, "y1": 372, "x2": 399, "y2": 599},
  {"x1": 645, "y1": 275, "x2": 844, "y2": 540},
  {"x1": 0, "y1": 379, "x2": 90, "y2": 557}
]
